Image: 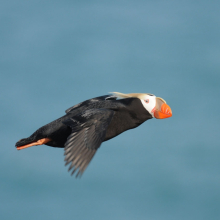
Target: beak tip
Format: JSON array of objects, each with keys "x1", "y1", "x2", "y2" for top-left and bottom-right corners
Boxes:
[{"x1": 154, "y1": 103, "x2": 172, "y2": 119}]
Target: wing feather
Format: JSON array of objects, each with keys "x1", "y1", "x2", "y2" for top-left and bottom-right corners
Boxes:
[
  {"x1": 65, "y1": 95, "x2": 117, "y2": 114},
  {"x1": 63, "y1": 109, "x2": 114, "y2": 177}
]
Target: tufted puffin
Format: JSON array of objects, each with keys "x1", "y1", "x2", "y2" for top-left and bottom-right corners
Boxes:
[{"x1": 15, "y1": 92, "x2": 172, "y2": 177}]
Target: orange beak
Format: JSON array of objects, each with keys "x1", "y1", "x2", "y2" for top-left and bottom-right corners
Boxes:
[{"x1": 154, "y1": 98, "x2": 172, "y2": 119}]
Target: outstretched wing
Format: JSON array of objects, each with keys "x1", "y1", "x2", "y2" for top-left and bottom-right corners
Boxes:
[
  {"x1": 63, "y1": 109, "x2": 114, "y2": 177},
  {"x1": 65, "y1": 94, "x2": 117, "y2": 114}
]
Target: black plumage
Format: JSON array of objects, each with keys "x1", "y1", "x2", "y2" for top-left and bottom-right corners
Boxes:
[{"x1": 15, "y1": 94, "x2": 154, "y2": 177}]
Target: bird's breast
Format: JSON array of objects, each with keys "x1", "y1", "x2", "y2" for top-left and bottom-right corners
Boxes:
[{"x1": 104, "y1": 110, "x2": 141, "y2": 141}]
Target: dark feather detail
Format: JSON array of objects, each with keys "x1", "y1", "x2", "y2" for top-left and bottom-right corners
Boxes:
[
  {"x1": 15, "y1": 137, "x2": 35, "y2": 147},
  {"x1": 65, "y1": 95, "x2": 117, "y2": 114},
  {"x1": 63, "y1": 109, "x2": 114, "y2": 177}
]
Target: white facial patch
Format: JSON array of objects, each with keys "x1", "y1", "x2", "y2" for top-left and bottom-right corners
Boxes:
[{"x1": 140, "y1": 95, "x2": 156, "y2": 117}]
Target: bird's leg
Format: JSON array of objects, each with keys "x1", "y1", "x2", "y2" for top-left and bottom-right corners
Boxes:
[{"x1": 16, "y1": 138, "x2": 52, "y2": 150}]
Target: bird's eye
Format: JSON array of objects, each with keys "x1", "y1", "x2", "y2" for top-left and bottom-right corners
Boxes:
[{"x1": 145, "y1": 99, "x2": 149, "y2": 103}]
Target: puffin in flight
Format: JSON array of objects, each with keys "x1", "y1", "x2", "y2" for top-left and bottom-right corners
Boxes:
[{"x1": 16, "y1": 92, "x2": 172, "y2": 177}]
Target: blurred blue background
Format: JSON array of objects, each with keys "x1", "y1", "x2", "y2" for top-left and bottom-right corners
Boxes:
[{"x1": 1, "y1": 1, "x2": 220, "y2": 219}]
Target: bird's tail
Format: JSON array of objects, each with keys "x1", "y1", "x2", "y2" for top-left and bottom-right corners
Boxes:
[
  {"x1": 15, "y1": 137, "x2": 35, "y2": 147},
  {"x1": 15, "y1": 137, "x2": 51, "y2": 150}
]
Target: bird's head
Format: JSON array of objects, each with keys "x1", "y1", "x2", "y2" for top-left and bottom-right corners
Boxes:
[{"x1": 111, "y1": 92, "x2": 172, "y2": 119}]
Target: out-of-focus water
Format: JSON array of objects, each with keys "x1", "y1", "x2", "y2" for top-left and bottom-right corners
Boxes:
[{"x1": 1, "y1": 1, "x2": 220, "y2": 219}]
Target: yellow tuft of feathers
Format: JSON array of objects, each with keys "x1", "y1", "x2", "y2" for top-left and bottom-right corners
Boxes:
[
  {"x1": 110, "y1": 92, "x2": 166, "y2": 103},
  {"x1": 110, "y1": 92, "x2": 151, "y2": 100}
]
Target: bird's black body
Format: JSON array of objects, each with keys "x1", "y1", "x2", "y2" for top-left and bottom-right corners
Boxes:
[{"x1": 16, "y1": 94, "x2": 153, "y2": 176}]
